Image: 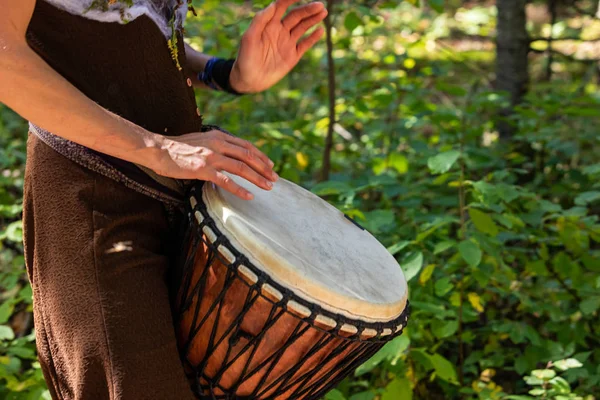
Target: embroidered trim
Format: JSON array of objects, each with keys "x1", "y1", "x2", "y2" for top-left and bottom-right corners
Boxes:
[{"x1": 42, "y1": 0, "x2": 188, "y2": 38}]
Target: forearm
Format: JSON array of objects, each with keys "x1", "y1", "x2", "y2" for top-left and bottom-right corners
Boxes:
[
  {"x1": 183, "y1": 42, "x2": 213, "y2": 89},
  {"x1": 0, "y1": 42, "x2": 163, "y2": 171}
]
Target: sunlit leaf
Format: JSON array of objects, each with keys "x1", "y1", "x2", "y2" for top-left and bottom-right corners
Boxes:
[
  {"x1": 553, "y1": 358, "x2": 583, "y2": 371},
  {"x1": 382, "y1": 378, "x2": 412, "y2": 400},
  {"x1": 468, "y1": 292, "x2": 484, "y2": 313},
  {"x1": 419, "y1": 264, "x2": 436, "y2": 285},
  {"x1": 469, "y1": 208, "x2": 499, "y2": 236},
  {"x1": 427, "y1": 150, "x2": 460, "y2": 174},
  {"x1": 401, "y1": 251, "x2": 424, "y2": 282}
]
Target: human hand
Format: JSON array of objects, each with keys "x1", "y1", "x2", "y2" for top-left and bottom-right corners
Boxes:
[
  {"x1": 153, "y1": 130, "x2": 277, "y2": 200},
  {"x1": 229, "y1": 0, "x2": 328, "y2": 93}
]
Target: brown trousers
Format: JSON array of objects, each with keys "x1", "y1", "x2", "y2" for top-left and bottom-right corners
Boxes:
[{"x1": 22, "y1": 133, "x2": 196, "y2": 400}]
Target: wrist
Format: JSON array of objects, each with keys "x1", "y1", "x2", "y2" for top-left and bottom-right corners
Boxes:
[
  {"x1": 229, "y1": 62, "x2": 253, "y2": 94},
  {"x1": 199, "y1": 58, "x2": 246, "y2": 95},
  {"x1": 134, "y1": 130, "x2": 170, "y2": 173}
]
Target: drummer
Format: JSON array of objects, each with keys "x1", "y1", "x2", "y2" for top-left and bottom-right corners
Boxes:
[{"x1": 0, "y1": 0, "x2": 327, "y2": 398}]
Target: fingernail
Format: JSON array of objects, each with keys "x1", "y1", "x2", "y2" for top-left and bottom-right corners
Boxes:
[
  {"x1": 266, "y1": 181, "x2": 273, "y2": 189},
  {"x1": 245, "y1": 191, "x2": 254, "y2": 200},
  {"x1": 269, "y1": 159, "x2": 275, "y2": 167},
  {"x1": 272, "y1": 172, "x2": 279, "y2": 181}
]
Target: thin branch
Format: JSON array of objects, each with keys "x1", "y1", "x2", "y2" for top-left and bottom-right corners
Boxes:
[
  {"x1": 320, "y1": 0, "x2": 336, "y2": 182},
  {"x1": 529, "y1": 47, "x2": 600, "y2": 63},
  {"x1": 530, "y1": 36, "x2": 600, "y2": 42},
  {"x1": 546, "y1": 0, "x2": 558, "y2": 81}
]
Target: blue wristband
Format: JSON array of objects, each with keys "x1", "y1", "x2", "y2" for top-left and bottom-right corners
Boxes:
[
  {"x1": 198, "y1": 58, "x2": 243, "y2": 95},
  {"x1": 198, "y1": 58, "x2": 220, "y2": 90}
]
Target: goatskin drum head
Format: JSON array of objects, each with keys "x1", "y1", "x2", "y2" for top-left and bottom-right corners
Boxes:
[{"x1": 201, "y1": 174, "x2": 408, "y2": 323}]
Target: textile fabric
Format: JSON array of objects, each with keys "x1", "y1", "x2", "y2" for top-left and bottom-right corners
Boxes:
[{"x1": 23, "y1": 133, "x2": 196, "y2": 400}]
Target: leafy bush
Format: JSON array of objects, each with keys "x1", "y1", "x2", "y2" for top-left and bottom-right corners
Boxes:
[{"x1": 1, "y1": 1, "x2": 598, "y2": 399}]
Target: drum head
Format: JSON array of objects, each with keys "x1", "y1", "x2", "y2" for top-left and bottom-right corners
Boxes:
[{"x1": 201, "y1": 174, "x2": 408, "y2": 322}]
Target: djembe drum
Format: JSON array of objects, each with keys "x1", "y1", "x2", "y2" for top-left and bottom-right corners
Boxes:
[{"x1": 174, "y1": 174, "x2": 409, "y2": 399}]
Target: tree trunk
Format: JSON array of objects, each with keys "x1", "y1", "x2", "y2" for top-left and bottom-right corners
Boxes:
[{"x1": 495, "y1": 0, "x2": 529, "y2": 138}]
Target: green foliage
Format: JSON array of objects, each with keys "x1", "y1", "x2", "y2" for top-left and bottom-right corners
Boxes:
[{"x1": 1, "y1": 1, "x2": 600, "y2": 399}]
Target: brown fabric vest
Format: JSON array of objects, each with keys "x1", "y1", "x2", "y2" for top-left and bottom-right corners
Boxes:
[{"x1": 25, "y1": 1, "x2": 203, "y2": 200}]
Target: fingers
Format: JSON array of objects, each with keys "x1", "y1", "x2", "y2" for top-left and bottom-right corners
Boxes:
[
  {"x1": 273, "y1": 0, "x2": 303, "y2": 21},
  {"x1": 297, "y1": 26, "x2": 325, "y2": 57},
  {"x1": 211, "y1": 154, "x2": 274, "y2": 192},
  {"x1": 290, "y1": 8, "x2": 328, "y2": 42},
  {"x1": 209, "y1": 169, "x2": 255, "y2": 200},
  {"x1": 218, "y1": 141, "x2": 278, "y2": 183},
  {"x1": 282, "y1": 2, "x2": 326, "y2": 31},
  {"x1": 219, "y1": 131, "x2": 275, "y2": 170}
]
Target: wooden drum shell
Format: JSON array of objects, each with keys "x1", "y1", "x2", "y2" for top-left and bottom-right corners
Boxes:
[{"x1": 176, "y1": 237, "x2": 374, "y2": 399}]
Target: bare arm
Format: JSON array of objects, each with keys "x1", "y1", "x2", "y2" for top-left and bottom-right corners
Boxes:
[
  {"x1": 184, "y1": 42, "x2": 213, "y2": 90},
  {"x1": 0, "y1": 0, "x2": 277, "y2": 199},
  {"x1": 0, "y1": 0, "x2": 165, "y2": 169}
]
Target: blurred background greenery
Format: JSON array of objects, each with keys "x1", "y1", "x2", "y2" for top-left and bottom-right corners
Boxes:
[{"x1": 1, "y1": 0, "x2": 599, "y2": 399}]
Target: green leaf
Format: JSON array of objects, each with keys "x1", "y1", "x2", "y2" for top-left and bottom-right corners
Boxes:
[
  {"x1": 549, "y1": 376, "x2": 571, "y2": 393},
  {"x1": 582, "y1": 163, "x2": 600, "y2": 175},
  {"x1": 325, "y1": 389, "x2": 347, "y2": 400},
  {"x1": 469, "y1": 208, "x2": 499, "y2": 236},
  {"x1": 344, "y1": 11, "x2": 363, "y2": 32},
  {"x1": 427, "y1": 150, "x2": 460, "y2": 174},
  {"x1": 430, "y1": 353, "x2": 458, "y2": 383},
  {"x1": 434, "y1": 277, "x2": 454, "y2": 297},
  {"x1": 311, "y1": 181, "x2": 352, "y2": 196},
  {"x1": 355, "y1": 335, "x2": 410, "y2": 376},
  {"x1": 387, "y1": 241, "x2": 410, "y2": 256},
  {"x1": 0, "y1": 325, "x2": 15, "y2": 341},
  {"x1": 579, "y1": 297, "x2": 600, "y2": 315},
  {"x1": 382, "y1": 378, "x2": 412, "y2": 400},
  {"x1": 363, "y1": 210, "x2": 396, "y2": 233},
  {"x1": 553, "y1": 358, "x2": 583, "y2": 371},
  {"x1": 532, "y1": 369, "x2": 556, "y2": 380},
  {"x1": 388, "y1": 153, "x2": 409, "y2": 174},
  {"x1": 431, "y1": 319, "x2": 458, "y2": 339},
  {"x1": 401, "y1": 251, "x2": 423, "y2": 281},
  {"x1": 0, "y1": 300, "x2": 15, "y2": 324},
  {"x1": 349, "y1": 392, "x2": 375, "y2": 400},
  {"x1": 575, "y1": 191, "x2": 600, "y2": 206},
  {"x1": 528, "y1": 388, "x2": 546, "y2": 396},
  {"x1": 434, "y1": 241, "x2": 455, "y2": 254},
  {"x1": 458, "y1": 240, "x2": 482, "y2": 267},
  {"x1": 429, "y1": 0, "x2": 444, "y2": 13},
  {"x1": 419, "y1": 264, "x2": 435, "y2": 285}
]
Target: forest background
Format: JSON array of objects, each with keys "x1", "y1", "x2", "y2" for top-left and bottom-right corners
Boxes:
[{"x1": 1, "y1": 0, "x2": 599, "y2": 399}]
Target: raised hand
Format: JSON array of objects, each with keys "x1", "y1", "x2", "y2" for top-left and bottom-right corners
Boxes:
[{"x1": 229, "y1": 0, "x2": 328, "y2": 94}]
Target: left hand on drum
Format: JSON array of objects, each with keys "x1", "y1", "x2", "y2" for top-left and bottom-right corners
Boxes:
[{"x1": 151, "y1": 129, "x2": 278, "y2": 200}]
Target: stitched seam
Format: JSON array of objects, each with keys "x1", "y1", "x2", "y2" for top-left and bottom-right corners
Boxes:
[
  {"x1": 26, "y1": 182, "x2": 66, "y2": 400},
  {"x1": 33, "y1": 274, "x2": 66, "y2": 400},
  {"x1": 91, "y1": 174, "x2": 117, "y2": 399}
]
